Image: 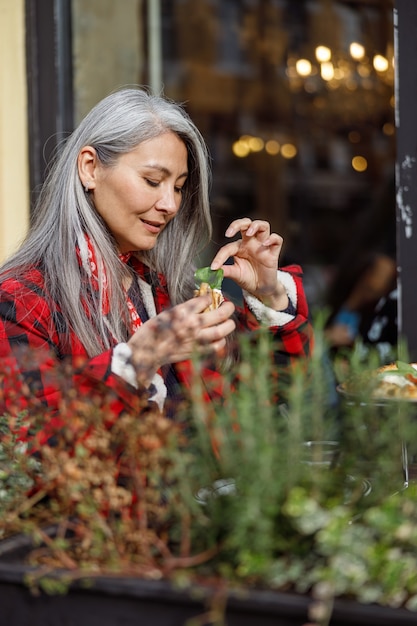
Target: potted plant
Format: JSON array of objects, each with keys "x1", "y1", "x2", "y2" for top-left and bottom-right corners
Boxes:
[{"x1": 2, "y1": 320, "x2": 417, "y2": 626}]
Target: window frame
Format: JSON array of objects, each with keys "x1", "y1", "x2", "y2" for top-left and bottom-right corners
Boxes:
[{"x1": 25, "y1": 0, "x2": 74, "y2": 205}]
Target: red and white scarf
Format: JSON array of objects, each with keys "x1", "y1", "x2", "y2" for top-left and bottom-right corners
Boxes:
[{"x1": 77, "y1": 234, "x2": 143, "y2": 336}]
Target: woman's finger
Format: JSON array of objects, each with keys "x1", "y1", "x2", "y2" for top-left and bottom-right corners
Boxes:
[
  {"x1": 199, "y1": 301, "x2": 236, "y2": 326},
  {"x1": 224, "y1": 217, "x2": 253, "y2": 238},
  {"x1": 243, "y1": 219, "x2": 271, "y2": 239},
  {"x1": 210, "y1": 240, "x2": 242, "y2": 270},
  {"x1": 259, "y1": 232, "x2": 283, "y2": 249}
]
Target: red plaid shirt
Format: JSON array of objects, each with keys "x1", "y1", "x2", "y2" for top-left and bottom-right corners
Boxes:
[{"x1": 0, "y1": 261, "x2": 312, "y2": 426}]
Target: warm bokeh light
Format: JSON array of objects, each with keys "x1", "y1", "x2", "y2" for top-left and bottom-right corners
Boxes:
[
  {"x1": 248, "y1": 136, "x2": 264, "y2": 152},
  {"x1": 281, "y1": 143, "x2": 297, "y2": 159},
  {"x1": 373, "y1": 54, "x2": 389, "y2": 72},
  {"x1": 232, "y1": 136, "x2": 297, "y2": 158},
  {"x1": 304, "y1": 81, "x2": 318, "y2": 94},
  {"x1": 315, "y1": 45, "x2": 331, "y2": 62},
  {"x1": 383, "y1": 122, "x2": 395, "y2": 136},
  {"x1": 320, "y1": 61, "x2": 334, "y2": 81},
  {"x1": 285, "y1": 65, "x2": 298, "y2": 79},
  {"x1": 232, "y1": 140, "x2": 250, "y2": 158},
  {"x1": 357, "y1": 63, "x2": 371, "y2": 78},
  {"x1": 350, "y1": 42, "x2": 365, "y2": 60},
  {"x1": 232, "y1": 135, "x2": 264, "y2": 157},
  {"x1": 265, "y1": 139, "x2": 280, "y2": 155},
  {"x1": 296, "y1": 58, "x2": 312, "y2": 77},
  {"x1": 352, "y1": 155, "x2": 368, "y2": 172},
  {"x1": 327, "y1": 79, "x2": 339, "y2": 91}
]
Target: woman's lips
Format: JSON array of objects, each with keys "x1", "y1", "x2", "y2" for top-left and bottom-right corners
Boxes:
[{"x1": 141, "y1": 219, "x2": 164, "y2": 234}]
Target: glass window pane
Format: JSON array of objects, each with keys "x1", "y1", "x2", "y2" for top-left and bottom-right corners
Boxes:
[{"x1": 71, "y1": 0, "x2": 395, "y2": 314}]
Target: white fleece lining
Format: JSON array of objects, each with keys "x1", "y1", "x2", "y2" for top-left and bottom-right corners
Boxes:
[
  {"x1": 242, "y1": 270, "x2": 297, "y2": 327},
  {"x1": 111, "y1": 343, "x2": 168, "y2": 411},
  {"x1": 146, "y1": 373, "x2": 167, "y2": 410},
  {"x1": 112, "y1": 342, "x2": 138, "y2": 388},
  {"x1": 137, "y1": 276, "x2": 157, "y2": 318},
  {"x1": 110, "y1": 275, "x2": 168, "y2": 410}
]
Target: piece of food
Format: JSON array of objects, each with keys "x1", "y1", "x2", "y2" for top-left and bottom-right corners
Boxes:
[
  {"x1": 371, "y1": 361, "x2": 417, "y2": 399},
  {"x1": 194, "y1": 266, "x2": 225, "y2": 312},
  {"x1": 341, "y1": 361, "x2": 417, "y2": 400}
]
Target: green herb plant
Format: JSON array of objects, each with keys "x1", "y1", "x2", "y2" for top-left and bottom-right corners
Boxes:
[{"x1": 2, "y1": 319, "x2": 417, "y2": 624}]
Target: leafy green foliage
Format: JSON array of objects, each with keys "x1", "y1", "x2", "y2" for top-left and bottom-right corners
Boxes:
[
  {"x1": 0, "y1": 415, "x2": 41, "y2": 535},
  {"x1": 180, "y1": 323, "x2": 417, "y2": 611},
  {"x1": 194, "y1": 266, "x2": 224, "y2": 290},
  {"x1": 2, "y1": 318, "x2": 417, "y2": 619}
]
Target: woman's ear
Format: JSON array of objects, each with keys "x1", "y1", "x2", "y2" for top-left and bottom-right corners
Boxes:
[{"x1": 77, "y1": 146, "x2": 99, "y2": 191}]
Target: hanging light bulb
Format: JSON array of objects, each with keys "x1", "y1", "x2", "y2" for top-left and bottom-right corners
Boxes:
[
  {"x1": 321, "y1": 61, "x2": 334, "y2": 81},
  {"x1": 315, "y1": 45, "x2": 331, "y2": 63},
  {"x1": 350, "y1": 42, "x2": 365, "y2": 60},
  {"x1": 296, "y1": 58, "x2": 312, "y2": 77},
  {"x1": 373, "y1": 54, "x2": 389, "y2": 72}
]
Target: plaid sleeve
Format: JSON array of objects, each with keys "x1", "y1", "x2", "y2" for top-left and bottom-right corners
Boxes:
[
  {"x1": 236, "y1": 264, "x2": 313, "y2": 363},
  {"x1": 0, "y1": 274, "x2": 150, "y2": 420},
  {"x1": 176, "y1": 264, "x2": 313, "y2": 408}
]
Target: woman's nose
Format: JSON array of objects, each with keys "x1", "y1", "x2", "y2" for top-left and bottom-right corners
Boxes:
[{"x1": 156, "y1": 186, "x2": 179, "y2": 214}]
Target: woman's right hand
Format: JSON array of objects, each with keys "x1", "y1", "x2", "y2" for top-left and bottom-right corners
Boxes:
[{"x1": 126, "y1": 295, "x2": 236, "y2": 386}]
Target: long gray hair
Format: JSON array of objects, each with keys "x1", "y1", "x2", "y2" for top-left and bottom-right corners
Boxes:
[{"x1": 1, "y1": 87, "x2": 212, "y2": 355}]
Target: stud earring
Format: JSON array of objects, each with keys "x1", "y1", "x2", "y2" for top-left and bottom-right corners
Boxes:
[{"x1": 84, "y1": 182, "x2": 90, "y2": 193}]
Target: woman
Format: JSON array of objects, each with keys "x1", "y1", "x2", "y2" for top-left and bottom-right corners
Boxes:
[{"x1": 0, "y1": 87, "x2": 311, "y2": 432}]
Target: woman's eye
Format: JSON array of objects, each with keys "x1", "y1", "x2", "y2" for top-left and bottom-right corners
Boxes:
[
  {"x1": 146, "y1": 179, "x2": 160, "y2": 188},
  {"x1": 175, "y1": 186, "x2": 184, "y2": 194}
]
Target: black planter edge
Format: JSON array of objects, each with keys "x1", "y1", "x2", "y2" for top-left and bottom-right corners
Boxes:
[
  {"x1": 1, "y1": 531, "x2": 417, "y2": 625},
  {"x1": 0, "y1": 562, "x2": 416, "y2": 625}
]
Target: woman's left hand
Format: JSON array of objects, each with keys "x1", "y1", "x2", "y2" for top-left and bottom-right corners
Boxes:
[{"x1": 210, "y1": 218, "x2": 289, "y2": 310}]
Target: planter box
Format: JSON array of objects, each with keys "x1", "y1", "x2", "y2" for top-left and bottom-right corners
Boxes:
[{"x1": 0, "y1": 533, "x2": 416, "y2": 626}]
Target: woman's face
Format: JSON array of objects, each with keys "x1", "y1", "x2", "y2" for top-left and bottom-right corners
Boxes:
[{"x1": 84, "y1": 132, "x2": 188, "y2": 253}]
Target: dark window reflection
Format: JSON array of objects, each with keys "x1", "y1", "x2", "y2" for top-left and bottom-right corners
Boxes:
[
  {"x1": 160, "y1": 0, "x2": 395, "y2": 314},
  {"x1": 70, "y1": 0, "x2": 394, "y2": 319}
]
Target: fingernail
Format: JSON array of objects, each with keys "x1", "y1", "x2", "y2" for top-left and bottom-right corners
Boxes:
[{"x1": 225, "y1": 227, "x2": 233, "y2": 237}]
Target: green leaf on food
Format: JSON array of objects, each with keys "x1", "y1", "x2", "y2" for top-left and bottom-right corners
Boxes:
[
  {"x1": 377, "y1": 361, "x2": 417, "y2": 379},
  {"x1": 194, "y1": 266, "x2": 224, "y2": 290},
  {"x1": 395, "y1": 361, "x2": 417, "y2": 377}
]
